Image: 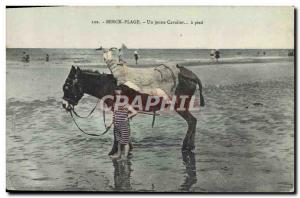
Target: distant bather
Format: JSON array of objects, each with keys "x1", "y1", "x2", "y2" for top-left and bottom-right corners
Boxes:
[{"x1": 134, "y1": 50, "x2": 139, "y2": 65}]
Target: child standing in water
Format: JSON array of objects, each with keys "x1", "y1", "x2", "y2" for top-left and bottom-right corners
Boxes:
[{"x1": 108, "y1": 88, "x2": 138, "y2": 160}]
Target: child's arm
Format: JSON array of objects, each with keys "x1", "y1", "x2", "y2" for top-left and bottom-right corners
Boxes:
[
  {"x1": 106, "y1": 121, "x2": 113, "y2": 128},
  {"x1": 127, "y1": 105, "x2": 138, "y2": 120}
]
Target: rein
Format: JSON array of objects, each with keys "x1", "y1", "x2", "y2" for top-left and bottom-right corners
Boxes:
[
  {"x1": 72, "y1": 99, "x2": 100, "y2": 118},
  {"x1": 69, "y1": 99, "x2": 111, "y2": 137},
  {"x1": 70, "y1": 110, "x2": 111, "y2": 136}
]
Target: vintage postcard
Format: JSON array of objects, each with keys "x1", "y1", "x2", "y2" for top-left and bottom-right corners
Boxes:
[{"x1": 6, "y1": 6, "x2": 295, "y2": 192}]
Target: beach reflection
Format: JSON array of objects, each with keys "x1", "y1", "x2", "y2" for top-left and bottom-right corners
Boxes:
[
  {"x1": 180, "y1": 150, "x2": 197, "y2": 191},
  {"x1": 112, "y1": 158, "x2": 132, "y2": 191}
]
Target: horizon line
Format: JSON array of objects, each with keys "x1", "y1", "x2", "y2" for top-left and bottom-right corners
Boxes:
[{"x1": 6, "y1": 47, "x2": 294, "y2": 50}]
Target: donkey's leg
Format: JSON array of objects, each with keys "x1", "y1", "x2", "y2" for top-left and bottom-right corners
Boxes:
[
  {"x1": 129, "y1": 141, "x2": 133, "y2": 151},
  {"x1": 109, "y1": 140, "x2": 118, "y2": 155},
  {"x1": 109, "y1": 137, "x2": 133, "y2": 155},
  {"x1": 109, "y1": 131, "x2": 118, "y2": 155},
  {"x1": 175, "y1": 70, "x2": 199, "y2": 150},
  {"x1": 176, "y1": 110, "x2": 197, "y2": 151}
]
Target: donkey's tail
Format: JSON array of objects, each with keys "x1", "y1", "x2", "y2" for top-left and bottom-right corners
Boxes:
[
  {"x1": 196, "y1": 76, "x2": 205, "y2": 107},
  {"x1": 177, "y1": 64, "x2": 205, "y2": 107}
]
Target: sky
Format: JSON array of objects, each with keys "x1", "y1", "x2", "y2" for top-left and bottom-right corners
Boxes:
[{"x1": 6, "y1": 6, "x2": 294, "y2": 49}]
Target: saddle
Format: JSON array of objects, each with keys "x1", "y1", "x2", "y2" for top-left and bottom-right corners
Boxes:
[{"x1": 107, "y1": 60, "x2": 179, "y2": 101}]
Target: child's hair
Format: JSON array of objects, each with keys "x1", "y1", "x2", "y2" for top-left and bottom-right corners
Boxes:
[
  {"x1": 115, "y1": 85, "x2": 123, "y2": 92},
  {"x1": 113, "y1": 85, "x2": 122, "y2": 103}
]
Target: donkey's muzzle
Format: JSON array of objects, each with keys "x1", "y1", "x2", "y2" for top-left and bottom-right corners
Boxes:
[{"x1": 62, "y1": 99, "x2": 72, "y2": 111}]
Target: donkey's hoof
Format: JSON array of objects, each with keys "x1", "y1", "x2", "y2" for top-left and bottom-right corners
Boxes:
[
  {"x1": 108, "y1": 149, "x2": 118, "y2": 156},
  {"x1": 129, "y1": 143, "x2": 134, "y2": 151}
]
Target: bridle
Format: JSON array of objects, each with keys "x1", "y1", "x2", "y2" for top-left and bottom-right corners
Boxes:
[
  {"x1": 64, "y1": 75, "x2": 111, "y2": 137},
  {"x1": 63, "y1": 76, "x2": 84, "y2": 105}
]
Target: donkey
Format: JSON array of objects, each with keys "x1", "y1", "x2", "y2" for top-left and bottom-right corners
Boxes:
[{"x1": 62, "y1": 64, "x2": 204, "y2": 154}]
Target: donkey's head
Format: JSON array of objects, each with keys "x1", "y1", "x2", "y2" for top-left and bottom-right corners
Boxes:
[{"x1": 62, "y1": 66, "x2": 84, "y2": 111}]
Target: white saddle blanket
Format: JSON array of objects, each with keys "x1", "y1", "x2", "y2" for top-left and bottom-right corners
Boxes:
[{"x1": 108, "y1": 61, "x2": 179, "y2": 100}]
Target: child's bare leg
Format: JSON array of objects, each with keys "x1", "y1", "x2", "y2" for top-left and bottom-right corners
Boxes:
[
  {"x1": 123, "y1": 144, "x2": 130, "y2": 159},
  {"x1": 110, "y1": 143, "x2": 121, "y2": 159}
]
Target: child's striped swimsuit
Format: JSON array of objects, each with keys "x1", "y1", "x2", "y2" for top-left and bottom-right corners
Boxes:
[{"x1": 113, "y1": 105, "x2": 130, "y2": 145}]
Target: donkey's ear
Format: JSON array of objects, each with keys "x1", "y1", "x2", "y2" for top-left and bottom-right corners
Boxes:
[
  {"x1": 71, "y1": 65, "x2": 75, "y2": 70},
  {"x1": 76, "y1": 67, "x2": 82, "y2": 73}
]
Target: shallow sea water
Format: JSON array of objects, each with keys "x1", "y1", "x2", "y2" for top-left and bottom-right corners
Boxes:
[{"x1": 6, "y1": 49, "x2": 294, "y2": 192}]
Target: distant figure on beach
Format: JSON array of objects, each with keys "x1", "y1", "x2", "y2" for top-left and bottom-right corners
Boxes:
[
  {"x1": 263, "y1": 51, "x2": 266, "y2": 56},
  {"x1": 46, "y1": 54, "x2": 49, "y2": 62},
  {"x1": 22, "y1": 52, "x2": 27, "y2": 62},
  {"x1": 134, "y1": 50, "x2": 139, "y2": 65},
  {"x1": 288, "y1": 50, "x2": 294, "y2": 56},
  {"x1": 26, "y1": 54, "x2": 30, "y2": 63},
  {"x1": 210, "y1": 49, "x2": 216, "y2": 61},
  {"x1": 22, "y1": 52, "x2": 30, "y2": 63},
  {"x1": 210, "y1": 49, "x2": 220, "y2": 62},
  {"x1": 215, "y1": 50, "x2": 220, "y2": 62}
]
